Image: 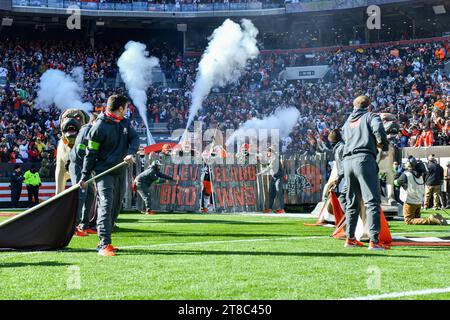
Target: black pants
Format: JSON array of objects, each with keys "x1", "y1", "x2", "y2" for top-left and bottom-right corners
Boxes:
[
  {"x1": 96, "y1": 174, "x2": 125, "y2": 248},
  {"x1": 27, "y1": 185, "x2": 39, "y2": 207},
  {"x1": 10, "y1": 186, "x2": 22, "y2": 208},
  {"x1": 268, "y1": 176, "x2": 284, "y2": 210}
]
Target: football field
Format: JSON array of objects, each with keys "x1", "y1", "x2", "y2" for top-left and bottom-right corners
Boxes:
[{"x1": 0, "y1": 211, "x2": 449, "y2": 300}]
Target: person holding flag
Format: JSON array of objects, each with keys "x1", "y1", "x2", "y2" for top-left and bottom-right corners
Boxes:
[
  {"x1": 68, "y1": 113, "x2": 98, "y2": 237},
  {"x1": 79, "y1": 95, "x2": 139, "y2": 257}
]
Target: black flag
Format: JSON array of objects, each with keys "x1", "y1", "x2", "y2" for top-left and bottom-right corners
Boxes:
[{"x1": 0, "y1": 188, "x2": 79, "y2": 250}]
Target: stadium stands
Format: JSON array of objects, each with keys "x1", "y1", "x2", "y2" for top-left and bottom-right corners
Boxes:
[{"x1": 0, "y1": 35, "x2": 449, "y2": 171}]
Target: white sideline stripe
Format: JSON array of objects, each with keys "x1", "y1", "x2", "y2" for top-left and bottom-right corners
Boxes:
[{"x1": 341, "y1": 287, "x2": 450, "y2": 300}]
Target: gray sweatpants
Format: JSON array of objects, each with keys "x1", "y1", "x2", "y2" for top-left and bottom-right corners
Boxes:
[
  {"x1": 136, "y1": 182, "x2": 152, "y2": 211},
  {"x1": 96, "y1": 173, "x2": 125, "y2": 248},
  {"x1": 343, "y1": 154, "x2": 381, "y2": 243},
  {"x1": 69, "y1": 162, "x2": 95, "y2": 229},
  {"x1": 268, "y1": 176, "x2": 284, "y2": 210}
]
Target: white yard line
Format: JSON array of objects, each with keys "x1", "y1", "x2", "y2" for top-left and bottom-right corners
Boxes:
[{"x1": 341, "y1": 287, "x2": 450, "y2": 300}]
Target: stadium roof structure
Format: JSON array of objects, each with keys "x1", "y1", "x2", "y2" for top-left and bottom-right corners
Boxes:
[{"x1": 2, "y1": 0, "x2": 450, "y2": 49}]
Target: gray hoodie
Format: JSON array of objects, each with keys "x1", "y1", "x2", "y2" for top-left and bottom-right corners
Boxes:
[{"x1": 342, "y1": 108, "x2": 389, "y2": 159}]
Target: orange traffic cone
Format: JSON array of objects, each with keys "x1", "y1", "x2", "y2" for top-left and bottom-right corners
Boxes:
[
  {"x1": 332, "y1": 207, "x2": 392, "y2": 243},
  {"x1": 379, "y1": 208, "x2": 392, "y2": 244},
  {"x1": 331, "y1": 219, "x2": 346, "y2": 239}
]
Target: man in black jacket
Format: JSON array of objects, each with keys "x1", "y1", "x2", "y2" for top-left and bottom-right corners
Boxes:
[
  {"x1": 79, "y1": 95, "x2": 139, "y2": 257},
  {"x1": 9, "y1": 165, "x2": 23, "y2": 208},
  {"x1": 424, "y1": 154, "x2": 444, "y2": 210},
  {"x1": 68, "y1": 113, "x2": 98, "y2": 236},
  {"x1": 135, "y1": 160, "x2": 179, "y2": 215}
]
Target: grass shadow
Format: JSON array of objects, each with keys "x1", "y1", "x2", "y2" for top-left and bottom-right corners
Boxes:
[
  {"x1": 113, "y1": 227, "x2": 296, "y2": 238},
  {"x1": 0, "y1": 261, "x2": 72, "y2": 268},
  {"x1": 117, "y1": 218, "x2": 288, "y2": 226},
  {"x1": 119, "y1": 249, "x2": 425, "y2": 259}
]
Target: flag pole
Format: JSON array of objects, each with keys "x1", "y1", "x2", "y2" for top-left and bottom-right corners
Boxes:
[{"x1": 0, "y1": 162, "x2": 129, "y2": 228}]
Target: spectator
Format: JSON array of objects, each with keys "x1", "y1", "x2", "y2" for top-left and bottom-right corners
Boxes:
[
  {"x1": 444, "y1": 161, "x2": 450, "y2": 209},
  {"x1": 424, "y1": 155, "x2": 444, "y2": 210}
]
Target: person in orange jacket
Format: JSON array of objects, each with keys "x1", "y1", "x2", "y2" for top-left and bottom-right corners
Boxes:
[{"x1": 414, "y1": 127, "x2": 434, "y2": 147}]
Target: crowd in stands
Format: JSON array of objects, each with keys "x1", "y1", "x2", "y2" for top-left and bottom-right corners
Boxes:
[
  {"x1": 151, "y1": 40, "x2": 450, "y2": 155},
  {"x1": 0, "y1": 37, "x2": 449, "y2": 170}
]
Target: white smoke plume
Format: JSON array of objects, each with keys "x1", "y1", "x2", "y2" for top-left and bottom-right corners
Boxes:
[
  {"x1": 70, "y1": 67, "x2": 84, "y2": 88},
  {"x1": 226, "y1": 107, "x2": 300, "y2": 147},
  {"x1": 35, "y1": 67, "x2": 92, "y2": 113},
  {"x1": 117, "y1": 41, "x2": 159, "y2": 145},
  {"x1": 185, "y1": 18, "x2": 259, "y2": 135}
]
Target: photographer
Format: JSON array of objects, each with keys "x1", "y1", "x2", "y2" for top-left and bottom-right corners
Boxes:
[{"x1": 394, "y1": 157, "x2": 447, "y2": 225}]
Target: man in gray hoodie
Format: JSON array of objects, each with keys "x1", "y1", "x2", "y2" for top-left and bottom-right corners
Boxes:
[{"x1": 342, "y1": 95, "x2": 389, "y2": 250}]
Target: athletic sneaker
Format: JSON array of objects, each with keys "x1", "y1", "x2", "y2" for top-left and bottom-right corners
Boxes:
[
  {"x1": 98, "y1": 244, "x2": 116, "y2": 257},
  {"x1": 202, "y1": 207, "x2": 209, "y2": 213},
  {"x1": 81, "y1": 227, "x2": 97, "y2": 235},
  {"x1": 368, "y1": 241, "x2": 390, "y2": 251},
  {"x1": 145, "y1": 211, "x2": 156, "y2": 215},
  {"x1": 275, "y1": 209, "x2": 286, "y2": 214},
  {"x1": 96, "y1": 243, "x2": 118, "y2": 252},
  {"x1": 263, "y1": 209, "x2": 272, "y2": 213},
  {"x1": 74, "y1": 227, "x2": 88, "y2": 237},
  {"x1": 344, "y1": 238, "x2": 365, "y2": 248}
]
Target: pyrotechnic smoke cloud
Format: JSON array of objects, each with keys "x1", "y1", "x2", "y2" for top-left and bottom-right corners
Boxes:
[
  {"x1": 35, "y1": 67, "x2": 92, "y2": 113},
  {"x1": 226, "y1": 107, "x2": 300, "y2": 146},
  {"x1": 117, "y1": 41, "x2": 159, "y2": 145},
  {"x1": 185, "y1": 19, "x2": 259, "y2": 135}
]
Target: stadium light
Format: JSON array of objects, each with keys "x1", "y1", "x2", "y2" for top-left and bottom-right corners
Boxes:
[
  {"x1": 1, "y1": 17, "x2": 13, "y2": 27},
  {"x1": 432, "y1": 5, "x2": 446, "y2": 15}
]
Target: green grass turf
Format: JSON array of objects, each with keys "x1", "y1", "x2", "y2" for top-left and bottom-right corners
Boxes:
[{"x1": 0, "y1": 210, "x2": 449, "y2": 300}]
